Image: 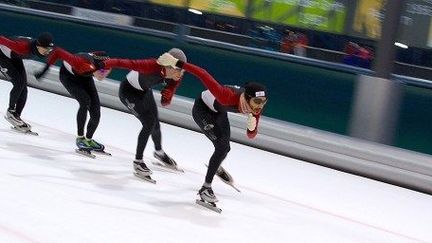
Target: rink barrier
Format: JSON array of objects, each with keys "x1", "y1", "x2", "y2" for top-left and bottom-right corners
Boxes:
[{"x1": 22, "y1": 60, "x2": 432, "y2": 195}]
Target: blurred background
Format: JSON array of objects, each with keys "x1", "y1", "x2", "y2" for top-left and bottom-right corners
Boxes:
[{"x1": 1, "y1": 0, "x2": 431, "y2": 156}]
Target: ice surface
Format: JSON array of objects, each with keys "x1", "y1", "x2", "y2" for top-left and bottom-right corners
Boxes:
[{"x1": 0, "y1": 81, "x2": 431, "y2": 243}]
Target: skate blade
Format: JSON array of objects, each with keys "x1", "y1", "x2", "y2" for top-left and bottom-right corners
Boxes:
[
  {"x1": 92, "y1": 150, "x2": 112, "y2": 156},
  {"x1": 228, "y1": 183, "x2": 241, "y2": 193},
  {"x1": 10, "y1": 126, "x2": 38, "y2": 136},
  {"x1": 134, "y1": 172, "x2": 156, "y2": 184},
  {"x1": 75, "y1": 149, "x2": 96, "y2": 159},
  {"x1": 152, "y1": 161, "x2": 184, "y2": 173},
  {"x1": 204, "y1": 163, "x2": 239, "y2": 192},
  {"x1": 195, "y1": 199, "x2": 222, "y2": 213}
]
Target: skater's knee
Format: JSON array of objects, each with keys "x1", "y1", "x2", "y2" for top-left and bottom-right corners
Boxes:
[
  {"x1": 224, "y1": 145, "x2": 231, "y2": 154},
  {"x1": 90, "y1": 104, "x2": 101, "y2": 117},
  {"x1": 215, "y1": 143, "x2": 230, "y2": 156},
  {"x1": 21, "y1": 86, "x2": 28, "y2": 95},
  {"x1": 139, "y1": 126, "x2": 152, "y2": 137},
  {"x1": 10, "y1": 82, "x2": 26, "y2": 93},
  {"x1": 77, "y1": 97, "x2": 90, "y2": 109},
  {"x1": 91, "y1": 111, "x2": 100, "y2": 122}
]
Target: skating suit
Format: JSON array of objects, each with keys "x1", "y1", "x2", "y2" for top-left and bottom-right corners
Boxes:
[{"x1": 104, "y1": 58, "x2": 180, "y2": 160}]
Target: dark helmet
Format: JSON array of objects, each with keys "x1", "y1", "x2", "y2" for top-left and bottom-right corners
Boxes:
[
  {"x1": 91, "y1": 51, "x2": 109, "y2": 70},
  {"x1": 168, "y1": 48, "x2": 187, "y2": 63},
  {"x1": 36, "y1": 32, "x2": 54, "y2": 48},
  {"x1": 244, "y1": 82, "x2": 267, "y2": 101}
]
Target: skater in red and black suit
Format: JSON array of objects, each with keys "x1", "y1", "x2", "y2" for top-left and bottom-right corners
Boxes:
[
  {"x1": 35, "y1": 47, "x2": 111, "y2": 152},
  {"x1": 157, "y1": 52, "x2": 268, "y2": 203},
  {"x1": 101, "y1": 48, "x2": 186, "y2": 180},
  {"x1": 0, "y1": 32, "x2": 54, "y2": 131}
]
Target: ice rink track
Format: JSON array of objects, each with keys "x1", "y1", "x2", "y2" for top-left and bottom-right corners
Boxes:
[{"x1": 0, "y1": 81, "x2": 431, "y2": 243}]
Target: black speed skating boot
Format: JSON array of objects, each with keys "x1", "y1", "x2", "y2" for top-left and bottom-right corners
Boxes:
[
  {"x1": 198, "y1": 185, "x2": 218, "y2": 203},
  {"x1": 133, "y1": 159, "x2": 152, "y2": 176},
  {"x1": 153, "y1": 151, "x2": 177, "y2": 167},
  {"x1": 216, "y1": 166, "x2": 233, "y2": 185}
]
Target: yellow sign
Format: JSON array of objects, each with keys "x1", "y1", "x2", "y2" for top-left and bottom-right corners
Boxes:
[
  {"x1": 189, "y1": 0, "x2": 246, "y2": 17},
  {"x1": 149, "y1": 0, "x2": 186, "y2": 8},
  {"x1": 353, "y1": 0, "x2": 386, "y2": 38}
]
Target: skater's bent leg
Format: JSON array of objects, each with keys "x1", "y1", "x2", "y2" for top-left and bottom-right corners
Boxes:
[
  {"x1": 151, "y1": 118, "x2": 162, "y2": 151},
  {"x1": 143, "y1": 91, "x2": 162, "y2": 151},
  {"x1": 134, "y1": 100, "x2": 156, "y2": 160},
  {"x1": 205, "y1": 140, "x2": 230, "y2": 184},
  {"x1": 76, "y1": 96, "x2": 90, "y2": 137},
  {"x1": 192, "y1": 100, "x2": 231, "y2": 185},
  {"x1": 85, "y1": 96, "x2": 101, "y2": 139},
  {"x1": 8, "y1": 64, "x2": 27, "y2": 112},
  {"x1": 60, "y1": 69, "x2": 90, "y2": 137},
  {"x1": 135, "y1": 120, "x2": 155, "y2": 160},
  {"x1": 83, "y1": 78, "x2": 100, "y2": 139},
  {"x1": 15, "y1": 85, "x2": 27, "y2": 116}
]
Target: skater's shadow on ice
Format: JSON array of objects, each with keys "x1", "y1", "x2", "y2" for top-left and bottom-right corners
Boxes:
[
  {"x1": 148, "y1": 200, "x2": 225, "y2": 226},
  {"x1": 4, "y1": 142, "x2": 69, "y2": 160},
  {"x1": 69, "y1": 168, "x2": 130, "y2": 190},
  {"x1": 81, "y1": 199, "x2": 224, "y2": 227}
]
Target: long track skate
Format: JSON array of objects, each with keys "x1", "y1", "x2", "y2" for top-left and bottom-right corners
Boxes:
[
  {"x1": 134, "y1": 172, "x2": 156, "y2": 184},
  {"x1": 151, "y1": 160, "x2": 184, "y2": 173},
  {"x1": 205, "y1": 164, "x2": 240, "y2": 192},
  {"x1": 92, "y1": 149, "x2": 112, "y2": 156},
  {"x1": 195, "y1": 199, "x2": 222, "y2": 213},
  {"x1": 152, "y1": 153, "x2": 184, "y2": 173},
  {"x1": 75, "y1": 148, "x2": 96, "y2": 159},
  {"x1": 5, "y1": 115, "x2": 38, "y2": 136},
  {"x1": 11, "y1": 126, "x2": 39, "y2": 136}
]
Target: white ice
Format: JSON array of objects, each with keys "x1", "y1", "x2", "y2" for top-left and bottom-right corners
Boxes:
[{"x1": 0, "y1": 81, "x2": 431, "y2": 243}]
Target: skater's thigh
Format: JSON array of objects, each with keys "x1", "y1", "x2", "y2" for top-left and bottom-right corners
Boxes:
[
  {"x1": 213, "y1": 113, "x2": 230, "y2": 142},
  {"x1": 131, "y1": 96, "x2": 153, "y2": 122},
  {"x1": 61, "y1": 79, "x2": 91, "y2": 105},
  {"x1": 120, "y1": 91, "x2": 149, "y2": 120},
  {"x1": 83, "y1": 78, "x2": 100, "y2": 106},
  {"x1": 193, "y1": 108, "x2": 225, "y2": 142},
  {"x1": 0, "y1": 57, "x2": 26, "y2": 83}
]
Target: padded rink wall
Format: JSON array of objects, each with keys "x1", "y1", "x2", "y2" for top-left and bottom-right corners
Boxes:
[{"x1": 23, "y1": 60, "x2": 432, "y2": 196}]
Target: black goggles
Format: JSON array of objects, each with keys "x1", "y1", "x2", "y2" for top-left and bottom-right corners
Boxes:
[{"x1": 250, "y1": 97, "x2": 267, "y2": 105}]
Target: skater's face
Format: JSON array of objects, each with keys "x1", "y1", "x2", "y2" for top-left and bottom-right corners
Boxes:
[
  {"x1": 93, "y1": 69, "x2": 111, "y2": 81},
  {"x1": 164, "y1": 67, "x2": 184, "y2": 81},
  {"x1": 248, "y1": 96, "x2": 267, "y2": 115},
  {"x1": 36, "y1": 46, "x2": 53, "y2": 57}
]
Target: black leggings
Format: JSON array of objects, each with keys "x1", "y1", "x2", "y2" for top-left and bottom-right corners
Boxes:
[
  {"x1": 59, "y1": 66, "x2": 100, "y2": 139},
  {"x1": 0, "y1": 55, "x2": 27, "y2": 115},
  {"x1": 119, "y1": 81, "x2": 162, "y2": 160},
  {"x1": 192, "y1": 97, "x2": 231, "y2": 184}
]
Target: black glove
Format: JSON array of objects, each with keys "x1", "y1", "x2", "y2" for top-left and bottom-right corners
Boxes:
[{"x1": 34, "y1": 64, "x2": 50, "y2": 81}]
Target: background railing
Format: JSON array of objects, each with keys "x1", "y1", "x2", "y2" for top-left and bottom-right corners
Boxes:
[{"x1": 4, "y1": 0, "x2": 432, "y2": 69}]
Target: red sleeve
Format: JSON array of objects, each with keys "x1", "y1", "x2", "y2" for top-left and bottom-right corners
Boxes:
[
  {"x1": 47, "y1": 48, "x2": 84, "y2": 66},
  {"x1": 0, "y1": 36, "x2": 29, "y2": 55},
  {"x1": 47, "y1": 48, "x2": 96, "y2": 75},
  {"x1": 182, "y1": 63, "x2": 238, "y2": 105},
  {"x1": 103, "y1": 58, "x2": 161, "y2": 74},
  {"x1": 160, "y1": 77, "x2": 183, "y2": 106}
]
